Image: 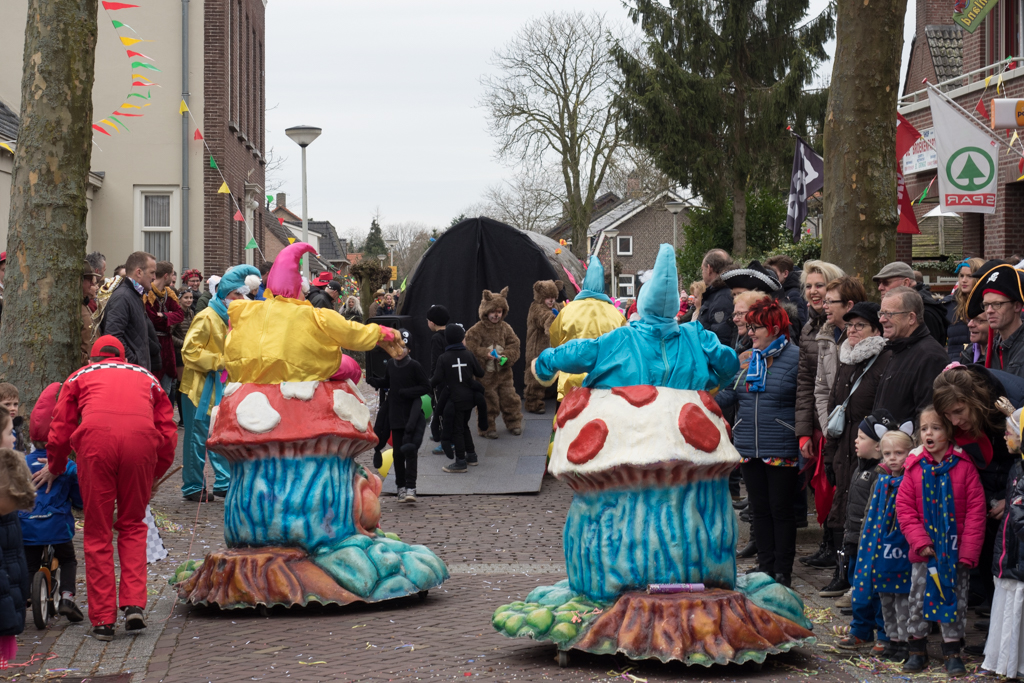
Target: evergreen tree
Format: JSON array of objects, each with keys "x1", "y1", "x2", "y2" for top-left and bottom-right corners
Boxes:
[
  {"x1": 363, "y1": 218, "x2": 388, "y2": 260},
  {"x1": 612, "y1": 0, "x2": 834, "y2": 255}
]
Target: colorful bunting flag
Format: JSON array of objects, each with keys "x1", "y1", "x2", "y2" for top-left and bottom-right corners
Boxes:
[
  {"x1": 976, "y1": 97, "x2": 989, "y2": 118},
  {"x1": 1010, "y1": 131, "x2": 1020, "y2": 152},
  {"x1": 130, "y1": 61, "x2": 161, "y2": 72},
  {"x1": 100, "y1": 118, "x2": 120, "y2": 131},
  {"x1": 218, "y1": 182, "x2": 230, "y2": 194},
  {"x1": 233, "y1": 210, "x2": 245, "y2": 221},
  {"x1": 287, "y1": 237, "x2": 296, "y2": 244},
  {"x1": 278, "y1": 217, "x2": 285, "y2": 225},
  {"x1": 113, "y1": 111, "x2": 143, "y2": 117},
  {"x1": 266, "y1": 194, "x2": 273, "y2": 204},
  {"x1": 1018, "y1": 157, "x2": 1023, "y2": 174},
  {"x1": 111, "y1": 20, "x2": 136, "y2": 31},
  {"x1": 998, "y1": 73, "x2": 1004, "y2": 94},
  {"x1": 125, "y1": 50, "x2": 151, "y2": 60},
  {"x1": 130, "y1": 81, "x2": 157, "y2": 87},
  {"x1": 0, "y1": 142, "x2": 12, "y2": 153},
  {"x1": 108, "y1": 115, "x2": 129, "y2": 131},
  {"x1": 245, "y1": 237, "x2": 258, "y2": 249},
  {"x1": 985, "y1": 75, "x2": 992, "y2": 87},
  {"x1": 102, "y1": 2, "x2": 139, "y2": 9},
  {"x1": 209, "y1": 156, "x2": 217, "y2": 169},
  {"x1": 92, "y1": 124, "x2": 111, "y2": 136},
  {"x1": 179, "y1": 100, "x2": 189, "y2": 115},
  {"x1": 119, "y1": 36, "x2": 144, "y2": 47},
  {"x1": 193, "y1": 129, "x2": 203, "y2": 140}
]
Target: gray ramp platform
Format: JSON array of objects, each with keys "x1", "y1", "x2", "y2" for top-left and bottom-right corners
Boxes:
[{"x1": 382, "y1": 401, "x2": 552, "y2": 496}]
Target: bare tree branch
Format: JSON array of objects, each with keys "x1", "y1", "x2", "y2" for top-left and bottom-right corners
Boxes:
[{"x1": 481, "y1": 11, "x2": 623, "y2": 257}]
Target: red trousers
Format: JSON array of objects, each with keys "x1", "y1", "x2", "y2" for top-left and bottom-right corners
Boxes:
[{"x1": 75, "y1": 419, "x2": 158, "y2": 626}]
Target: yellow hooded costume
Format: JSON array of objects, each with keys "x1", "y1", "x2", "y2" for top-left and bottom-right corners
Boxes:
[{"x1": 222, "y1": 243, "x2": 395, "y2": 385}]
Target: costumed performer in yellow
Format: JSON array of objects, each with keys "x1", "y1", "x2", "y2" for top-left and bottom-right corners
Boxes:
[
  {"x1": 223, "y1": 242, "x2": 404, "y2": 384},
  {"x1": 550, "y1": 255, "x2": 626, "y2": 402}
]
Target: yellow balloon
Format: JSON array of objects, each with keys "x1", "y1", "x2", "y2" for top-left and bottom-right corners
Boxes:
[{"x1": 378, "y1": 448, "x2": 394, "y2": 479}]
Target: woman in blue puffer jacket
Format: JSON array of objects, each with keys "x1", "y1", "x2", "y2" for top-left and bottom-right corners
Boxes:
[{"x1": 717, "y1": 298, "x2": 801, "y2": 587}]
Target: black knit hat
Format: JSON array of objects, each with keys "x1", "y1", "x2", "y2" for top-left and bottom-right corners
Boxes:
[
  {"x1": 720, "y1": 260, "x2": 781, "y2": 295},
  {"x1": 428, "y1": 305, "x2": 450, "y2": 326},
  {"x1": 843, "y1": 301, "x2": 882, "y2": 333},
  {"x1": 444, "y1": 322, "x2": 465, "y2": 345}
]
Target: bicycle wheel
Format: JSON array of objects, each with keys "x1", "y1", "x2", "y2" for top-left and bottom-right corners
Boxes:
[{"x1": 32, "y1": 571, "x2": 49, "y2": 629}]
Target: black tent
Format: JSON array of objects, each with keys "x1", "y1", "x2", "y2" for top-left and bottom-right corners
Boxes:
[{"x1": 398, "y1": 217, "x2": 585, "y2": 392}]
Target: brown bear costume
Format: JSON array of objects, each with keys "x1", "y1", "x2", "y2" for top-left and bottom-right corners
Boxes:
[
  {"x1": 465, "y1": 287, "x2": 523, "y2": 438},
  {"x1": 524, "y1": 280, "x2": 563, "y2": 414}
]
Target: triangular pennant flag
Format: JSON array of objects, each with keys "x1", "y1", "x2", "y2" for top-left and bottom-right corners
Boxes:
[
  {"x1": 287, "y1": 237, "x2": 296, "y2": 244},
  {"x1": 102, "y1": 2, "x2": 139, "y2": 9},
  {"x1": 131, "y1": 74, "x2": 153, "y2": 82},
  {"x1": 233, "y1": 210, "x2": 245, "y2": 221},
  {"x1": 109, "y1": 115, "x2": 130, "y2": 132},
  {"x1": 400, "y1": 278, "x2": 407, "y2": 291},
  {"x1": 119, "y1": 36, "x2": 144, "y2": 47},
  {"x1": 1018, "y1": 157, "x2": 1023, "y2": 174},
  {"x1": 193, "y1": 129, "x2": 203, "y2": 140},
  {"x1": 178, "y1": 100, "x2": 189, "y2": 115},
  {"x1": 0, "y1": 142, "x2": 12, "y2": 153},
  {"x1": 131, "y1": 81, "x2": 158, "y2": 87},
  {"x1": 120, "y1": 103, "x2": 141, "y2": 109},
  {"x1": 245, "y1": 237, "x2": 258, "y2": 249},
  {"x1": 278, "y1": 217, "x2": 285, "y2": 225},
  {"x1": 114, "y1": 111, "x2": 143, "y2": 117},
  {"x1": 985, "y1": 75, "x2": 992, "y2": 88},
  {"x1": 218, "y1": 181, "x2": 230, "y2": 194},
  {"x1": 1010, "y1": 131, "x2": 1020, "y2": 153},
  {"x1": 130, "y1": 61, "x2": 161, "y2": 72},
  {"x1": 976, "y1": 97, "x2": 989, "y2": 118},
  {"x1": 125, "y1": 50, "x2": 151, "y2": 59},
  {"x1": 266, "y1": 194, "x2": 273, "y2": 204},
  {"x1": 998, "y1": 73, "x2": 1004, "y2": 94},
  {"x1": 209, "y1": 156, "x2": 217, "y2": 169},
  {"x1": 100, "y1": 118, "x2": 120, "y2": 131},
  {"x1": 92, "y1": 124, "x2": 111, "y2": 136},
  {"x1": 1018, "y1": 173, "x2": 1024, "y2": 181}
]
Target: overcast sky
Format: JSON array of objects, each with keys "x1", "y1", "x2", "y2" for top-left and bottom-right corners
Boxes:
[{"x1": 265, "y1": 1, "x2": 915, "y2": 239}]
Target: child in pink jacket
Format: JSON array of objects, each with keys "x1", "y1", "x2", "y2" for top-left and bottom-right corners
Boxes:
[{"x1": 895, "y1": 406, "x2": 987, "y2": 677}]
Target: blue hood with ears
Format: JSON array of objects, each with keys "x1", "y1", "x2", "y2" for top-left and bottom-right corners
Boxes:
[
  {"x1": 575, "y1": 256, "x2": 613, "y2": 304},
  {"x1": 636, "y1": 244, "x2": 680, "y2": 327}
]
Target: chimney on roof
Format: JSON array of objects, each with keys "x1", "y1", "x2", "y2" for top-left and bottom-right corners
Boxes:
[
  {"x1": 626, "y1": 174, "x2": 641, "y2": 199},
  {"x1": 276, "y1": 192, "x2": 286, "y2": 209}
]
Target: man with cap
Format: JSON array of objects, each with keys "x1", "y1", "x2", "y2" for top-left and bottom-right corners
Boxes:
[
  {"x1": 180, "y1": 264, "x2": 262, "y2": 502},
  {"x1": 307, "y1": 273, "x2": 340, "y2": 310},
  {"x1": 37, "y1": 335, "x2": 177, "y2": 642},
  {"x1": 871, "y1": 286, "x2": 949, "y2": 426},
  {"x1": 966, "y1": 261, "x2": 1024, "y2": 377},
  {"x1": 873, "y1": 261, "x2": 947, "y2": 346}
]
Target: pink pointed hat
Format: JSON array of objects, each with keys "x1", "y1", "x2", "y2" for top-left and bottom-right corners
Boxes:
[{"x1": 267, "y1": 242, "x2": 317, "y2": 299}]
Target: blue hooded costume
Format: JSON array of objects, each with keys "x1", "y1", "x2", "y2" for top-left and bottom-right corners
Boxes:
[{"x1": 535, "y1": 245, "x2": 739, "y2": 391}]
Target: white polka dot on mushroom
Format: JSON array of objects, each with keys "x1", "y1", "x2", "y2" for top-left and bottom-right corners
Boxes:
[
  {"x1": 280, "y1": 380, "x2": 318, "y2": 401},
  {"x1": 333, "y1": 390, "x2": 371, "y2": 432},
  {"x1": 345, "y1": 379, "x2": 365, "y2": 403},
  {"x1": 223, "y1": 382, "x2": 242, "y2": 397},
  {"x1": 235, "y1": 391, "x2": 282, "y2": 433}
]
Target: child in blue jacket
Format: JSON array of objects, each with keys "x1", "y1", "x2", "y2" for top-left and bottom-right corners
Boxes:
[{"x1": 20, "y1": 383, "x2": 83, "y2": 623}]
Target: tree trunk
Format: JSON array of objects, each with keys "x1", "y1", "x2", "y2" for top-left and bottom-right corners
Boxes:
[
  {"x1": 568, "y1": 196, "x2": 591, "y2": 261},
  {"x1": 0, "y1": 0, "x2": 98, "y2": 414},
  {"x1": 822, "y1": 0, "x2": 907, "y2": 289}
]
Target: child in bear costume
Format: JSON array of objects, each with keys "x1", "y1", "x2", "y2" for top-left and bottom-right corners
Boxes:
[
  {"x1": 524, "y1": 281, "x2": 563, "y2": 414},
  {"x1": 464, "y1": 287, "x2": 523, "y2": 438}
]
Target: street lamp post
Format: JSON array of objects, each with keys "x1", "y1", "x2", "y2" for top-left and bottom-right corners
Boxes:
[
  {"x1": 285, "y1": 125, "x2": 322, "y2": 279},
  {"x1": 377, "y1": 253, "x2": 387, "y2": 290},
  {"x1": 604, "y1": 228, "x2": 620, "y2": 298},
  {"x1": 385, "y1": 239, "x2": 399, "y2": 282},
  {"x1": 665, "y1": 201, "x2": 686, "y2": 253}
]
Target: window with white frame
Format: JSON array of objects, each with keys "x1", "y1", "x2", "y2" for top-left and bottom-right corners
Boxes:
[
  {"x1": 616, "y1": 235, "x2": 633, "y2": 256},
  {"x1": 134, "y1": 186, "x2": 180, "y2": 266},
  {"x1": 618, "y1": 274, "x2": 635, "y2": 298}
]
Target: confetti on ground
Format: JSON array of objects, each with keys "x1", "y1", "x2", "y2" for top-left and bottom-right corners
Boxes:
[
  {"x1": 298, "y1": 661, "x2": 326, "y2": 665},
  {"x1": 830, "y1": 624, "x2": 851, "y2": 636},
  {"x1": 806, "y1": 607, "x2": 834, "y2": 624},
  {"x1": 153, "y1": 510, "x2": 184, "y2": 533}
]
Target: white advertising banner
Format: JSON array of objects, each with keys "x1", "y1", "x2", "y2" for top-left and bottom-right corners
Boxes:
[{"x1": 929, "y1": 93, "x2": 999, "y2": 214}]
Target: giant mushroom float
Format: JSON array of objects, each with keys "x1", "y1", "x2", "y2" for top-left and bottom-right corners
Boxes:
[
  {"x1": 493, "y1": 386, "x2": 814, "y2": 665},
  {"x1": 176, "y1": 377, "x2": 449, "y2": 608}
]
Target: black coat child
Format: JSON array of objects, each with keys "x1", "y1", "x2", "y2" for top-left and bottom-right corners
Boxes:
[
  {"x1": 0, "y1": 512, "x2": 29, "y2": 636},
  {"x1": 432, "y1": 324, "x2": 485, "y2": 463},
  {"x1": 366, "y1": 350, "x2": 430, "y2": 492}
]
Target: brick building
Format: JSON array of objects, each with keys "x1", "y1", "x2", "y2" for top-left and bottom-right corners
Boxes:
[
  {"x1": 547, "y1": 190, "x2": 687, "y2": 299},
  {"x1": 0, "y1": 0, "x2": 269, "y2": 276},
  {"x1": 898, "y1": 0, "x2": 1024, "y2": 260}
]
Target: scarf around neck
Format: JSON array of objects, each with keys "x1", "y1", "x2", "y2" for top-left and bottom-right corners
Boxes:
[
  {"x1": 853, "y1": 469, "x2": 910, "y2": 599},
  {"x1": 745, "y1": 335, "x2": 787, "y2": 392},
  {"x1": 920, "y1": 449, "x2": 960, "y2": 623},
  {"x1": 210, "y1": 296, "x2": 230, "y2": 325},
  {"x1": 145, "y1": 284, "x2": 178, "y2": 307}
]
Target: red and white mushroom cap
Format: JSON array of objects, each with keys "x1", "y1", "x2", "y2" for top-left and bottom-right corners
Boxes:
[
  {"x1": 207, "y1": 379, "x2": 377, "y2": 461},
  {"x1": 549, "y1": 386, "x2": 740, "y2": 493}
]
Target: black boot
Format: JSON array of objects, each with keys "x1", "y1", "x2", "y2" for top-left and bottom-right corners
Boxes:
[
  {"x1": 799, "y1": 527, "x2": 832, "y2": 566},
  {"x1": 941, "y1": 641, "x2": 967, "y2": 677},
  {"x1": 902, "y1": 638, "x2": 929, "y2": 673},
  {"x1": 819, "y1": 546, "x2": 850, "y2": 597},
  {"x1": 804, "y1": 529, "x2": 837, "y2": 568},
  {"x1": 774, "y1": 573, "x2": 791, "y2": 587},
  {"x1": 737, "y1": 540, "x2": 757, "y2": 558},
  {"x1": 880, "y1": 640, "x2": 904, "y2": 661}
]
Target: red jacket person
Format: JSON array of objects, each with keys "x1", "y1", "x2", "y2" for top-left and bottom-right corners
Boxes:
[{"x1": 39, "y1": 335, "x2": 176, "y2": 641}]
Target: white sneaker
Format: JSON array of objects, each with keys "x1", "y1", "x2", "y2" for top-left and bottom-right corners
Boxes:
[
  {"x1": 404, "y1": 488, "x2": 417, "y2": 503},
  {"x1": 397, "y1": 487, "x2": 407, "y2": 502}
]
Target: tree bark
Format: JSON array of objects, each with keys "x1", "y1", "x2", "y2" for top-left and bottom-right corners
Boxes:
[
  {"x1": 0, "y1": 0, "x2": 98, "y2": 413},
  {"x1": 822, "y1": 0, "x2": 907, "y2": 288}
]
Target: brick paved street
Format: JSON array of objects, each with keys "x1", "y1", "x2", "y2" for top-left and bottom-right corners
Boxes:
[{"x1": 3, "y1": 400, "x2": 992, "y2": 683}]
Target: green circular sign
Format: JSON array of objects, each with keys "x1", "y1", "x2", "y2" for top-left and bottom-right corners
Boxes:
[{"x1": 946, "y1": 146, "x2": 995, "y2": 192}]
